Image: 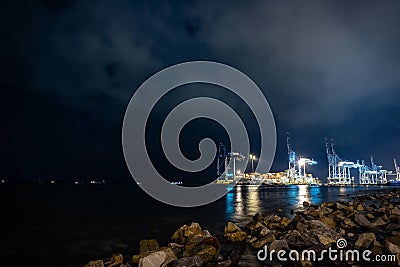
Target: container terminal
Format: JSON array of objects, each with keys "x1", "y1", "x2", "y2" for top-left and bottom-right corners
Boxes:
[{"x1": 216, "y1": 132, "x2": 400, "y2": 186}]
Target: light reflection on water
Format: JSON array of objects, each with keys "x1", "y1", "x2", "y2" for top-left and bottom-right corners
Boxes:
[{"x1": 224, "y1": 185, "x2": 387, "y2": 226}]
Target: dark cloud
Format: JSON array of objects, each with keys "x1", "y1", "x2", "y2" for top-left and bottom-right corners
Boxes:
[{"x1": 2, "y1": 0, "x2": 400, "y2": 181}]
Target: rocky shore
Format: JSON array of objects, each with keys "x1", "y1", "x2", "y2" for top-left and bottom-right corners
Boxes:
[{"x1": 84, "y1": 188, "x2": 400, "y2": 267}]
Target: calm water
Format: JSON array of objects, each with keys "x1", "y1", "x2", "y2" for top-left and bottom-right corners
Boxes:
[{"x1": 0, "y1": 183, "x2": 394, "y2": 266}]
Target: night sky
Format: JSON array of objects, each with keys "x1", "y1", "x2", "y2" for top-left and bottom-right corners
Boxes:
[{"x1": 2, "y1": 0, "x2": 400, "y2": 183}]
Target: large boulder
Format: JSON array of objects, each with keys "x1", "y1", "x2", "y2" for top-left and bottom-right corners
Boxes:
[
  {"x1": 284, "y1": 230, "x2": 318, "y2": 249},
  {"x1": 161, "y1": 247, "x2": 177, "y2": 266},
  {"x1": 317, "y1": 235, "x2": 335, "y2": 247},
  {"x1": 251, "y1": 232, "x2": 276, "y2": 249},
  {"x1": 341, "y1": 218, "x2": 357, "y2": 229},
  {"x1": 226, "y1": 231, "x2": 247, "y2": 242},
  {"x1": 320, "y1": 216, "x2": 336, "y2": 229},
  {"x1": 103, "y1": 254, "x2": 123, "y2": 267},
  {"x1": 171, "y1": 222, "x2": 203, "y2": 244},
  {"x1": 307, "y1": 220, "x2": 340, "y2": 242},
  {"x1": 224, "y1": 222, "x2": 241, "y2": 234},
  {"x1": 268, "y1": 240, "x2": 289, "y2": 252},
  {"x1": 354, "y1": 214, "x2": 373, "y2": 228},
  {"x1": 391, "y1": 207, "x2": 400, "y2": 216},
  {"x1": 182, "y1": 244, "x2": 217, "y2": 263},
  {"x1": 371, "y1": 217, "x2": 386, "y2": 227},
  {"x1": 139, "y1": 251, "x2": 166, "y2": 267},
  {"x1": 355, "y1": 233, "x2": 376, "y2": 249}
]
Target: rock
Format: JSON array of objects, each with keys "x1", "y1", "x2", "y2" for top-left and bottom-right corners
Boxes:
[
  {"x1": 347, "y1": 233, "x2": 355, "y2": 238},
  {"x1": 264, "y1": 214, "x2": 276, "y2": 222},
  {"x1": 371, "y1": 240, "x2": 383, "y2": 255},
  {"x1": 203, "y1": 230, "x2": 212, "y2": 237},
  {"x1": 268, "y1": 240, "x2": 289, "y2": 251},
  {"x1": 284, "y1": 230, "x2": 318, "y2": 249},
  {"x1": 171, "y1": 222, "x2": 203, "y2": 244},
  {"x1": 224, "y1": 222, "x2": 241, "y2": 234},
  {"x1": 385, "y1": 235, "x2": 400, "y2": 246},
  {"x1": 183, "y1": 244, "x2": 217, "y2": 263},
  {"x1": 335, "y1": 203, "x2": 346, "y2": 210},
  {"x1": 139, "y1": 251, "x2": 166, "y2": 267},
  {"x1": 384, "y1": 240, "x2": 400, "y2": 254},
  {"x1": 341, "y1": 218, "x2": 357, "y2": 229},
  {"x1": 103, "y1": 254, "x2": 123, "y2": 267},
  {"x1": 280, "y1": 217, "x2": 291, "y2": 228},
  {"x1": 225, "y1": 231, "x2": 247, "y2": 242},
  {"x1": 392, "y1": 207, "x2": 400, "y2": 216},
  {"x1": 347, "y1": 206, "x2": 354, "y2": 212},
  {"x1": 172, "y1": 255, "x2": 203, "y2": 267},
  {"x1": 309, "y1": 210, "x2": 319, "y2": 218},
  {"x1": 253, "y1": 213, "x2": 264, "y2": 221},
  {"x1": 307, "y1": 220, "x2": 340, "y2": 241},
  {"x1": 367, "y1": 213, "x2": 375, "y2": 219},
  {"x1": 300, "y1": 258, "x2": 313, "y2": 267},
  {"x1": 321, "y1": 217, "x2": 336, "y2": 229},
  {"x1": 296, "y1": 221, "x2": 307, "y2": 232},
  {"x1": 139, "y1": 239, "x2": 159, "y2": 253},
  {"x1": 168, "y1": 243, "x2": 184, "y2": 257},
  {"x1": 207, "y1": 260, "x2": 232, "y2": 267},
  {"x1": 317, "y1": 235, "x2": 335, "y2": 247},
  {"x1": 187, "y1": 234, "x2": 208, "y2": 246},
  {"x1": 387, "y1": 223, "x2": 400, "y2": 231},
  {"x1": 371, "y1": 217, "x2": 386, "y2": 227},
  {"x1": 161, "y1": 248, "x2": 177, "y2": 266},
  {"x1": 355, "y1": 233, "x2": 376, "y2": 249},
  {"x1": 237, "y1": 254, "x2": 264, "y2": 267},
  {"x1": 356, "y1": 204, "x2": 364, "y2": 211},
  {"x1": 84, "y1": 260, "x2": 104, "y2": 267},
  {"x1": 247, "y1": 236, "x2": 258, "y2": 244},
  {"x1": 185, "y1": 236, "x2": 220, "y2": 254},
  {"x1": 320, "y1": 207, "x2": 333, "y2": 216},
  {"x1": 354, "y1": 213, "x2": 373, "y2": 228},
  {"x1": 338, "y1": 228, "x2": 346, "y2": 236},
  {"x1": 303, "y1": 201, "x2": 310, "y2": 207},
  {"x1": 259, "y1": 227, "x2": 270, "y2": 237},
  {"x1": 246, "y1": 221, "x2": 264, "y2": 232},
  {"x1": 186, "y1": 222, "x2": 203, "y2": 235},
  {"x1": 251, "y1": 232, "x2": 276, "y2": 249}
]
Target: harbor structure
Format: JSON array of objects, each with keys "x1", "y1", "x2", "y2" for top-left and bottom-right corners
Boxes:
[{"x1": 286, "y1": 132, "x2": 318, "y2": 184}]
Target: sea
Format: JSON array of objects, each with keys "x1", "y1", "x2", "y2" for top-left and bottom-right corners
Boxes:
[{"x1": 0, "y1": 183, "x2": 395, "y2": 267}]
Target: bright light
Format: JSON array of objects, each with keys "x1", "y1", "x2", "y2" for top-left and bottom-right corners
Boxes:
[
  {"x1": 250, "y1": 154, "x2": 256, "y2": 160},
  {"x1": 237, "y1": 170, "x2": 241, "y2": 174},
  {"x1": 298, "y1": 158, "x2": 306, "y2": 166}
]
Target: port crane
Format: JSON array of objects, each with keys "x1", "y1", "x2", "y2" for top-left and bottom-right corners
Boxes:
[
  {"x1": 326, "y1": 138, "x2": 360, "y2": 185},
  {"x1": 358, "y1": 156, "x2": 387, "y2": 184},
  {"x1": 286, "y1": 132, "x2": 317, "y2": 183},
  {"x1": 394, "y1": 158, "x2": 400, "y2": 181},
  {"x1": 216, "y1": 143, "x2": 245, "y2": 181}
]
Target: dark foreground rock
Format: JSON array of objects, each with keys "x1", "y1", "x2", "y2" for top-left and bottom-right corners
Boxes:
[{"x1": 84, "y1": 188, "x2": 400, "y2": 267}]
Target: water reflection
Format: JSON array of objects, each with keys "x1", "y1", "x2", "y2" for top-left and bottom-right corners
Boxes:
[
  {"x1": 235, "y1": 185, "x2": 244, "y2": 217},
  {"x1": 247, "y1": 186, "x2": 260, "y2": 215},
  {"x1": 297, "y1": 185, "x2": 310, "y2": 206},
  {"x1": 225, "y1": 185, "x2": 260, "y2": 222},
  {"x1": 225, "y1": 191, "x2": 234, "y2": 219},
  {"x1": 224, "y1": 185, "x2": 385, "y2": 226}
]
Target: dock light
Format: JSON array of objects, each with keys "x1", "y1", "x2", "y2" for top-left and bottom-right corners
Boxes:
[
  {"x1": 250, "y1": 154, "x2": 257, "y2": 173},
  {"x1": 298, "y1": 158, "x2": 306, "y2": 166}
]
